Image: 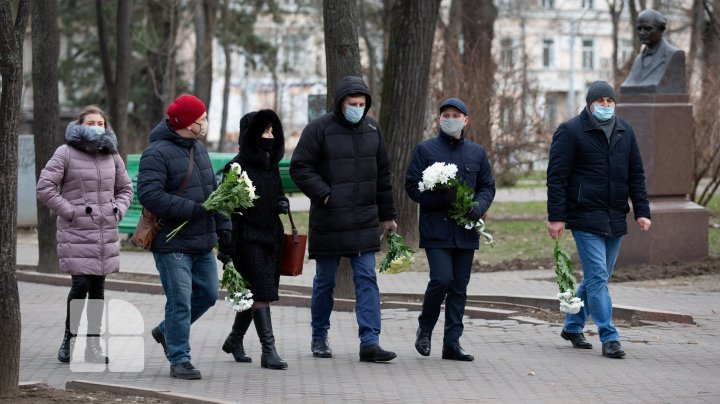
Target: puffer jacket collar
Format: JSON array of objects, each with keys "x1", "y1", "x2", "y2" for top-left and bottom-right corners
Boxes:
[{"x1": 149, "y1": 119, "x2": 196, "y2": 149}]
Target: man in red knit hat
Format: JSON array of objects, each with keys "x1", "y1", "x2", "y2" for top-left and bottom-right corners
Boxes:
[{"x1": 137, "y1": 95, "x2": 234, "y2": 379}]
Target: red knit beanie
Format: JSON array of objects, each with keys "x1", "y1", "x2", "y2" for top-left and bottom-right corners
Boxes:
[{"x1": 167, "y1": 95, "x2": 206, "y2": 129}]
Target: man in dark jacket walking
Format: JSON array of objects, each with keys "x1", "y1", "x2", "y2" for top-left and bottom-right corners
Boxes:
[
  {"x1": 547, "y1": 81, "x2": 651, "y2": 359},
  {"x1": 290, "y1": 76, "x2": 398, "y2": 362},
  {"x1": 405, "y1": 98, "x2": 495, "y2": 361},
  {"x1": 137, "y1": 95, "x2": 233, "y2": 379}
]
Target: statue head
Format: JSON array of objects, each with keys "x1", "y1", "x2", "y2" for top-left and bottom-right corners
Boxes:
[{"x1": 637, "y1": 9, "x2": 667, "y2": 48}]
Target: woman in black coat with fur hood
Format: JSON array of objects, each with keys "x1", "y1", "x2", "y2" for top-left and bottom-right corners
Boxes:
[{"x1": 221, "y1": 109, "x2": 290, "y2": 370}]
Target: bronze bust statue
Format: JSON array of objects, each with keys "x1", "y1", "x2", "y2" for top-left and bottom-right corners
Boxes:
[{"x1": 620, "y1": 9, "x2": 686, "y2": 94}]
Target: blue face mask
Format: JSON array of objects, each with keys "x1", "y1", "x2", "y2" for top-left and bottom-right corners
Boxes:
[
  {"x1": 343, "y1": 105, "x2": 364, "y2": 124},
  {"x1": 87, "y1": 125, "x2": 106, "y2": 135},
  {"x1": 592, "y1": 104, "x2": 615, "y2": 122}
]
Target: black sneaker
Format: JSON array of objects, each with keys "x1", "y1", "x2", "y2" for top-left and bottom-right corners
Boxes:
[
  {"x1": 170, "y1": 361, "x2": 202, "y2": 379},
  {"x1": 602, "y1": 341, "x2": 626, "y2": 358},
  {"x1": 152, "y1": 326, "x2": 168, "y2": 356},
  {"x1": 359, "y1": 344, "x2": 396, "y2": 362}
]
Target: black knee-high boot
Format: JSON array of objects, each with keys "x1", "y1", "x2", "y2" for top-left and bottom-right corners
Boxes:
[
  {"x1": 222, "y1": 309, "x2": 253, "y2": 362},
  {"x1": 253, "y1": 307, "x2": 287, "y2": 369}
]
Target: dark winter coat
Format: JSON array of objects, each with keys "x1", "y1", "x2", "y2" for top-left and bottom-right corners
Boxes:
[
  {"x1": 289, "y1": 76, "x2": 396, "y2": 257},
  {"x1": 36, "y1": 123, "x2": 134, "y2": 275},
  {"x1": 137, "y1": 120, "x2": 231, "y2": 253},
  {"x1": 546, "y1": 108, "x2": 651, "y2": 237},
  {"x1": 405, "y1": 131, "x2": 496, "y2": 250},
  {"x1": 226, "y1": 110, "x2": 288, "y2": 301}
]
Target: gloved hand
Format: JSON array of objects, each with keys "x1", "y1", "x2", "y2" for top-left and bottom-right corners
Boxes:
[
  {"x1": 467, "y1": 205, "x2": 483, "y2": 222},
  {"x1": 191, "y1": 203, "x2": 206, "y2": 219},
  {"x1": 217, "y1": 252, "x2": 231, "y2": 266},
  {"x1": 276, "y1": 199, "x2": 290, "y2": 215},
  {"x1": 441, "y1": 188, "x2": 457, "y2": 206},
  {"x1": 217, "y1": 229, "x2": 235, "y2": 255}
]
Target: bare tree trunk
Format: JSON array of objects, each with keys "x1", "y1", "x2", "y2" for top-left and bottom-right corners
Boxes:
[
  {"x1": 0, "y1": 1, "x2": 29, "y2": 397},
  {"x1": 194, "y1": 0, "x2": 218, "y2": 110},
  {"x1": 96, "y1": 0, "x2": 133, "y2": 156},
  {"x1": 607, "y1": 0, "x2": 622, "y2": 89},
  {"x1": 31, "y1": 0, "x2": 61, "y2": 274},
  {"x1": 219, "y1": 44, "x2": 232, "y2": 152},
  {"x1": 359, "y1": 1, "x2": 378, "y2": 98},
  {"x1": 687, "y1": 0, "x2": 705, "y2": 86},
  {"x1": 692, "y1": 0, "x2": 720, "y2": 205},
  {"x1": 462, "y1": 0, "x2": 497, "y2": 153},
  {"x1": 322, "y1": 0, "x2": 362, "y2": 298},
  {"x1": 379, "y1": 0, "x2": 441, "y2": 246},
  {"x1": 323, "y1": 0, "x2": 361, "y2": 112},
  {"x1": 442, "y1": 0, "x2": 463, "y2": 97},
  {"x1": 146, "y1": 0, "x2": 179, "y2": 127}
]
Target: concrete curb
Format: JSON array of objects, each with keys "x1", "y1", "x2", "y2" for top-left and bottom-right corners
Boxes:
[
  {"x1": 65, "y1": 380, "x2": 233, "y2": 404},
  {"x1": 16, "y1": 269, "x2": 695, "y2": 325}
]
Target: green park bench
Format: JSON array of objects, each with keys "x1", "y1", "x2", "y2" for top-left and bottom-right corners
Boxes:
[{"x1": 118, "y1": 153, "x2": 300, "y2": 235}]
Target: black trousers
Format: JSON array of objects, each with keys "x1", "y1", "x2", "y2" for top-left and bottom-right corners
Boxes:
[
  {"x1": 65, "y1": 275, "x2": 106, "y2": 336},
  {"x1": 418, "y1": 248, "x2": 474, "y2": 346}
]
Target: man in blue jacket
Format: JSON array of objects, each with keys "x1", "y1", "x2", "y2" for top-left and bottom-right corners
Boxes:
[
  {"x1": 547, "y1": 81, "x2": 651, "y2": 359},
  {"x1": 405, "y1": 98, "x2": 495, "y2": 361},
  {"x1": 137, "y1": 95, "x2": 233, "y2": 379}
]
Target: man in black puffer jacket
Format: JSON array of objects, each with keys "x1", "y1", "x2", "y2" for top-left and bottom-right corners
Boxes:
[
  {"x1": 137, "y1": 95, "x2": 232, "y2": 379},
  {"x1": 290, "y1": 76, "x2": 398, "y2": 362},
  {"x1": 547, "y1": 81, "x2": 651, "y2": 359}
]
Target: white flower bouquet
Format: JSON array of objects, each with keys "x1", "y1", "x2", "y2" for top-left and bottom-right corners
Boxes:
[
  {"x1": 418, "y1": 162, "x2": 494, "y2": 246},
  {"x1": 378, "y1": 230, "x2": 415, "y2": 274},
  {"x1": 553, "y1": 239, "x2": 584, "y2": 314},
  {"x1": 220, "y1": 261, "x2": 254, "y2": 312},
  {"x1": 167, "y1": 162, "x2": 258, "y2": 241}
]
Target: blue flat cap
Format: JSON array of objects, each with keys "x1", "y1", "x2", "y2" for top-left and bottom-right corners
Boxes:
[{"x1": 439, "y1": 98, "x2": 468, "y2": 115}]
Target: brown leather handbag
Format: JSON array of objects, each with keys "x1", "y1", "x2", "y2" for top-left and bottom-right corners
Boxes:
[
  {"x1": 280, "y1": 205, "x2": 306, "y2": 276},
  {"x1": 131, "y1": 147, "x2": 195, "y2": 250}
]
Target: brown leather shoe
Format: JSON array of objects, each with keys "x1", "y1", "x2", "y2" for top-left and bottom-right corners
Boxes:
[{"x1": 561, "y1": 330, "x2": 593, "y2": 349}]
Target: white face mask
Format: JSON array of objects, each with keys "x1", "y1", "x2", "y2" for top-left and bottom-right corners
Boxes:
[{"x1": 440, "y1": 118, "x2": 465, "y2": 136}]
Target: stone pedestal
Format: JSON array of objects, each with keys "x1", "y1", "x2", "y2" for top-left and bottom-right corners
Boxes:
[{"x1": 616, "y1": 94, "x2": 709, "y2": 266}]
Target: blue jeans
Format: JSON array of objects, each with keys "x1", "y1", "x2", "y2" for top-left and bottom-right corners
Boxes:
[
  {"x1": 311, "y1": 252, "x2": 381, "y2": 348},
  {"x1": 563, "y1": 230, "x2": 623, "y2": 343},
  {"x1": 153, "y1": 251, "x2": 218, "y2": 366},
  {"x1": 419, "y1": 248, "x2": 474, "y2": 347}
]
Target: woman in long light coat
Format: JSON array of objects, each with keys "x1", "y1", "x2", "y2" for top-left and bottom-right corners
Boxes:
[{"x1": 37, "y1": 105, "x2": 133, "y2": 364}]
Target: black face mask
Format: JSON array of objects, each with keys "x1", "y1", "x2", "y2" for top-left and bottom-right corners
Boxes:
[{"x1": 259, "y1": 138, "x2": 274, "y2": 152}]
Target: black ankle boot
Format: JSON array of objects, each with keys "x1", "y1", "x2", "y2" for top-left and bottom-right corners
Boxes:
[
  {"x1": 85, "y1": 335, "x2": 108, "y2": 364},
  {"x1": 58, "y1": 331, "x2": 75, "y2": 363},
  {"x1": 253, "y1": 307, "x2": 287, "y2": 370},
  {"x1": 222, "y1": 309, "x2": 253, "y2": 363}
]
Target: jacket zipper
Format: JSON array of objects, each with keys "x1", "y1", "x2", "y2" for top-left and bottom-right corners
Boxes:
[{"x1": 94, "y1": 155, "x2": 106, "y2": 274}]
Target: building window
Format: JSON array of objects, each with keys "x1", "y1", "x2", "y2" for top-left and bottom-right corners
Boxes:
[
  {"x1": 545, "y1": 95, "x2": 558, "y2": 129},
  {"x1": 620, "y1": 39, "x2": 634, "y2": 65},
  {"x1": 500, "y1": 37, "x2": 515, "y2": 69},
  {"x1": 542, "y1": 39, "x2": 554, "y2": 68},
  {"x1": 582, "y1": 39, "x2": 594, "y2": 69},
  {"x1": 540, "y1": 0, "x2": 554, "y2": 9},
  {"x1": 285, "y1": 34, "x2": 303, "y2": 68},
  {"x1": 582, "y1": 0, "x2": 593, "y2": 9}
]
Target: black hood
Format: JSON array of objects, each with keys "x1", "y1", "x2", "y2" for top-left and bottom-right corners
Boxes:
[
  {"x1": 149, "y1": 119, "x2": 196, "y2": 149},
  {"x1": 65, "y1": 121, "x2": 119, "y2": 154},
  {"x1": 333, "y1": 76, "x2": 372, "y2": 126},
  {"x1": 239, "y1": 109, "x2": 285, "y2": 167}
]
